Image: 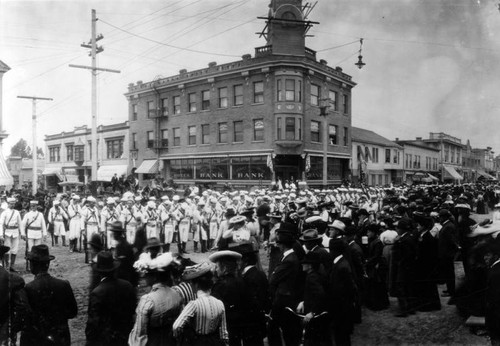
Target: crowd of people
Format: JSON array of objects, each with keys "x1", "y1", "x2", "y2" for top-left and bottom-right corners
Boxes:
[{"x1": 1, "y1": 181, "x2": 500, "y2": 345}]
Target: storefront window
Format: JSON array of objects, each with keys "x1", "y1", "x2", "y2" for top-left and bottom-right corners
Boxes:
[
  {"x1": 327, "y1": 157, "x2": 344, "y2": 180},
  {"x1": 231, "y1": 156, "x2": 271, "y2": 180},
  {"x1": 306, "y1": 156, "x2": 323, "y2": 180}
]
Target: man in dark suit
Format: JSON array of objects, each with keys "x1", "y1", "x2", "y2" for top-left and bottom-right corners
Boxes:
[
  {"x1": 484, "y1": 242, "x2": 500, "y2": 345},
  {"x1": 392, "y1": 217, "x2": 417, "y2": 317},
  {"x1": 110, "y1": 221, "x2": 138, "y2": 288},
  {"x1": 300, "y1": 228, "x2": 332, "y2": 274},
  {"x1": 268, "y1": 226, "x2": 303, "y2": 346},
  {"x1": 328, "y1": 238, "x2": 356, "y2": 346},
  {"x1": 437, "y1": 209, "x2": 460, "y2": 298},
  {"x1": 21, "y1": 244, "x2": 78, "y2": 346},
  {"x1": 85, "y1": 251, "x2": 137, "y2": 346}
]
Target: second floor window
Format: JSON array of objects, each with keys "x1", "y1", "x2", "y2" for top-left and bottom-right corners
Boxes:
[
  {"x1": 253, "y1": 119, "x2": 264, "y2": 141},
  {"x1": 253, "y1": 81, "x2": 264, "y2": 103},
  {"x1": 173, "y1": 128, "x2": 180, "y2": 146},
  {"x1": 147, "y1": 131, "x2": 154, "y2": 148},
  {"x1": 218, "y1": 87, "x2": 228, "y2": 108},
  {"x1": 277, "y1": 118, "x2": 282, "y2": 140},
  {"x1": 66, "y1": 145, "x2": 74, "y2": 161},
  {"x1": 132, "y1": 133, "x2": 137, "y2": 149},
  {"x1": 311, "y1": 121, "x2": 320, "y2": 142},
  {"x1": 49, "y1": 147, "x2": 60, "y2": 162},
  {"x1": 311, "y1": 84, "x2": 319, "y2": 106},
  {"x1": 202, "y1": 90, "x2": 210, "y2": 110},
  {"x1": 343, "y1": 94, "x2": 349, "y2": 114},
  {"x1": 188, "y1": 93, "x2": 197, "y2": 112},
  {"x1": 343, "y1": 127, "x2": 348, "y2": 146},
  {"x1": 234, "y1": 85, "x2": 243, "y2": 106},
  {"x1": 147, "y1": 101, "x2": 155, "y2": 118},
  {"x1": 372, "y1": 148, "x2": 379, "y2": 163},
  {"x1": 329, "y1": 90, "x2": 337, "y2": 111},
  {"x1": 74, "y1": 146, "x2": 84, "y2": 161},
  {"x1": 385, "y1": 149, "x2": 391, "y2": 163},
  {"x1": 277, "y1": 80, "x2": 283, "y2": 101},
  {"x1": 173, "y1": 96, "x2": 181, "y2": 114},
  {"x1": 286, "y1": 117, "x2": 296, "y2": 140},
  {"x1": 106, "y1": 138, "x2": 124, "y2": 159},
  {"x1": 161, "y1": 129, "x2": 168, "y2": 147},
  {"x1": 285, "y1": 79, "x2": 295, "y2": 101},
  {"x1": 329, "y1": 125, "x2": 337, "y2": 145},
  {"x1": 202, "y1": 124, "x2": 210, "y2": 144},
  {"x1": 234, "y1": 121, "x2": 243, "y2": 142},
  {"x1": 188, "y1": 126, "x2": 196, "y2": 145},
  {"x1": 132, "y1": 104, "x2": 138, "y2": 121},
  {"x1": 218, "y1": 123, "x2": 228, "y2": 143}
]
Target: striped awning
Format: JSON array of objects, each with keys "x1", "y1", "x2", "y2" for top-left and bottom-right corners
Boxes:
[
  {"x1": 97, "y1": 165, "x2": 128, "y2": 181},
  {"x1": 0, "y1": 151, "x2": 13, "y2": 186},
  {"x1": 443, "y1": 165, "x2": 463, "y2": 181},
  {"x1": 135, "y1": 159, "x2": 159, "y2": 174}
]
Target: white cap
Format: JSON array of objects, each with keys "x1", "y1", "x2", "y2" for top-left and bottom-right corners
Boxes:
[
  {"x1": 106, "y1": 197, "x2": 116, "y2": 205},
  {"x1": 7, "y1": 197, "x2": 16, "y2": 203},
  {"x1": 161, "y1": 195, "x2": 169, "y2": 201},
  {"x1": 147, "y1": 201, "x2": 156, "y2": 209},
  {"x1": 172, "y1": 195, "x2": 180, "y2": 201},
  {"x1": 87, "y1": 196, "x2": 96, "y2": 203}
]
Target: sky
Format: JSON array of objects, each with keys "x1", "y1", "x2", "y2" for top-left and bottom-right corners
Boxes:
[{"x1": 1, "y1": 0, "x2": 500, "y2": 156}]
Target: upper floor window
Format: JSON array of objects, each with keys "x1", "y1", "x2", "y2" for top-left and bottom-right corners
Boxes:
[
  {"x1": 74, "y1": 146, "x2": 84, "y2": 161},
  {"x1": 173, "y1": 96, "x2": 181, "y2": 114},
  {"x1": 342, "y1": 94, "x2": 349, "y2": 114},
  {"x1": 188, "y1": 93, "x2": 197, "y2": 112},
  {"x1": 188, "y1": 126, "x2": 196, "y2": 145},
  {"x1": 286, "y1": 117, "x2": 296, "y2": 140},
  {"x1": 202, "y1": 90, "x2": 210, "y2": 110},
  {"x1": 253, "y1": 119, "x2": 264, "y2": 141},
  {"x1": 253, "y1": 81, "x2": 264, "y2": 103},
  {"x1": 234, "y1": 121, "x2": 243, "y2": 142},
  {"x1": 329, "y1": 125, "x2": 337, "y2": 145},
  {"x1": 49, "y1": 147, "x2": 60, "y2": 162},
  {"x1": 147, "y1": 131, "x2": 154, "y2": 148},
  {"x1": 173, "y1": 128, "x2": 181, "y2": 147},
  {"x1": 234, "y1": 85, "x2": 243, "y2": 106},
  {"x1": 132, "y1": 133, "x2": 137, "y2": 150},
  {"x1": 311, "y1": 84, "x2": 320, "y2": 106},
  {"x1": 285, "y1": 79, "x2": 295, "y2": 101},
  {"x1": 311, "y1": 121, "x2": 320, "y2": 142},
  {"x1": 385, "y1": 149, "x2": 391, "y2": 163},
  {"x1": 161, "y1": 98, "x2": 168, "y2": 116},
  {"x1": 201, "y1": 124, "x2": 210, "y2": 144},
  {"x1": 277, "y1": 80, "x2": 283, "y2": 102},
  {"x1": 218, "y1": 87, "x2": 228, "y2": 108},
  {"x1": 343, "y1": 127, "x2": 348, "y2": 146},
  {"x1": 161, "y1": 130, "x2": 168, "y2": 148},
  {"x1": 372, "y1": 148, "x2": 379, "y2": 163},
  {"x1": 277, "y1": 118, "x2": 282, "y2": 140},
  {"x1": 106, "y1": 138, "x2": 124, "y2": 159},
  {"x1": 66, "y1": 144, "x2": 74, "y2": 161},
  {"x1": 329, "y1": 90, "x2": 337, "y2": 111},
  {"x1": 132, "y1": 104, "x2": 138, "y2": 121},
  {"x1": 218, "y1": 123, "x2": 228, "y2": 143},
  {"x1": 147, "y1": 101, "x2": 155, "y2": 118}
]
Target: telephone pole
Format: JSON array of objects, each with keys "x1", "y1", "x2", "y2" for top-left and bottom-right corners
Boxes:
[
  {"x1": 70, "y1": 9, "x2": 120, "y2": 183},
  {"x1": 17, "y1": 95, "x2": 53, "y2": 195}
]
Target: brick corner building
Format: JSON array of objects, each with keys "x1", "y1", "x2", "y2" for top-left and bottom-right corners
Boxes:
[{"x1": 125, "y1": 0, "x2": 355, "y2": 189}]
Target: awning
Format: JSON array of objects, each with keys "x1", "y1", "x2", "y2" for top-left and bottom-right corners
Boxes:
[
  {"x1": 42, "y1": 167, "x2": 63, "y2": 180},
  {"x1": 0, "y1": 151, "x2": 13, "y2": 186},
  {"x1": 427, "y1": 173, "x2": 439, "y2": 181},
  {"x1": 64, "y1": 175, "x2": 80, "y2": 183},
  {"x1": 135, "y1": 159, "x2": 159, "y2": 174},
  {"x1": 96, "y1": 165, "x2": 128, "y2": 181},
  {"x1": 477, "y1": 170, "x2": 496, "y2": 180},
  {"x1": 443, "y1": 165, "x2": 463, "y2": 181}
]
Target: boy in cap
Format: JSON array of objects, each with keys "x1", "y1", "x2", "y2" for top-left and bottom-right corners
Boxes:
[
  {"x1": 100, "y1": 198, "x2": 120, "y2": 250},
  {"x1": 0, "y1": 197, "x2": 22, "y2": 271},
  {"x1": 21, "y1": 245, "x2": 78, "y2": 345},
  {"x1": 48, "y1": 200, "x2": 69, "y2": 247}
]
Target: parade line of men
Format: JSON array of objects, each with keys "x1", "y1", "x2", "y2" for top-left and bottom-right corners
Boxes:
[{"x1": 1, "y1": 183, "x2": 500, "y2": 345}]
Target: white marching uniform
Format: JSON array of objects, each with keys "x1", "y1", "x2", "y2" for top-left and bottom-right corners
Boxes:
[
  {"x1": 0, "y1": 208, "x2": 22, "y2": 254},
  {"x1": 67, "y1": 204, "x2": 83, "y2": 241},
  {"x1": 82, "y1": 206, "x2": 100, "y2": 241},
  {"x1": 192, "y1": 209, "x2": 207, "y2": 242},
  {"x1": 143, "y1": 209, "x2": 159, "y2": 239},
  {"x1": 48, "y1": 207, "x2": 68, "y2": 236},
  {"x1": 101, "y1": 208, "x2": 120, "y2": 249},
  {"x1": 121, "y1": 207, "x2": 141, "y2": 244},
  {"x1": 175, "y1": 208, "x2": 191, "y2": 243},
  {"x1": 205, "y1": 207, "x2": 220, "y2": 242},
  {"x1": 21, "y1": 210, "x2": 47, "y2": 249},
  {"x1": 159, "y1": 205, "x2": 174, "y2": 244}
]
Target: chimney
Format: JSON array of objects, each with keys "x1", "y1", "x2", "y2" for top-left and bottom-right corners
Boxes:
[
  {"x1": 416, "y1": 137, "x2": 422, "y2": 141},
  {"x1": 242, "y1": 54, "x2": 251, "y2": 61},
  {"x1": 395, "y1": 137, "x2": 399, "y2": 141},
  {"x1": 320, "y1": 59, "x2": 328, "y2": 65},
  {"x1": 208, "y1": 61, "x2": 217, "y2": 68},
  {"x1": 179, "y1": 69, "x2": 187, "y2": 74}
]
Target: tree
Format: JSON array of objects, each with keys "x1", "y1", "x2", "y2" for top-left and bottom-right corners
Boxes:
[{"x1": 10, "y1": 139, "x2": 44, "y2": 159}]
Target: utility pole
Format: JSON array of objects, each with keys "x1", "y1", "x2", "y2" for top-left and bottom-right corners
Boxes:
[
  {"x1": 17, "y1": 96, "x2": 53, "y2": 195},
  {"x1": 70, "y1": 9, "x2": 120, "y2": 184}
]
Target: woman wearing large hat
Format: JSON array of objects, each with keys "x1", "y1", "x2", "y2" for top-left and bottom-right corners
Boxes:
[
  {"x1": 129, "y1": 252, "x2": 183, "y2": 346},
  {"x1": 219, "y1": 215, "x2": 250, "y2": 250}
]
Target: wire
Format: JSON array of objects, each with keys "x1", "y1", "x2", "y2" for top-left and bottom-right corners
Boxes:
[
  {"x1": 316, "y1": 40, "x2": 359, "y2": 52},
  {"x1": 99, "y1": 18, "x2": 241, "y2": 58}
]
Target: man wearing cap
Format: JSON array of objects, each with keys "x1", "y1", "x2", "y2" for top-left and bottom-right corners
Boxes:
[
  {"x1": 268, "y1": 225, "x2": 303, "y2": 346},
  {"x1": 142, "y1": 200, "x2": 160, "y2": 240},
  {"x1": 81, "y1": 197, "x2": 101, "y2": 263},
  {"x1": 100, "y1": 198, "x2": 120, "y2": 250},
  {"x1": 86, "y1": 250, "x2": 136, "y2": 346},
  {"x1": 21, "y1": 200, "x2": 47, "y2": 251},
  {"x1": 67, "y1": 196, "x2": 83, "y2": 252},
  {"x1": 120, "y1": 198, "x2": 141, "y2": 244},
  {"x1": 205, "y1": 198, "x2": 221, "y2": 250},
  {"x1": 48, "y1": 200, "x2": 69, "y2": 247},
  {"x1": 21, "y1": 245, "x2": 78, "y2": 346},
  {"x1": 300, "y1": 229, "x2": 332, "y2": 274},
  {"x1": 0, "y1": 197, "x2": 22, "y2": 271}
]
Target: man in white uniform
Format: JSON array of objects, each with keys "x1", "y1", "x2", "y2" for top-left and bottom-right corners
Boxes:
[
  {"x1": 0, "y1": 197, "x2": 22, "y2": 271},
  {"x1": 21, "y1": 200, "x2": 47, "y2": 250}
]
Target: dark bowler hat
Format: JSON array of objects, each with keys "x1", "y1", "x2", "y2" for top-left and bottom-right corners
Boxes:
[
  {"x1": 88, "y1": 234, "x2": 103, "y2": 250},
  {"x1": 395, "y1": 217, "x2": 412, "y2": 232},
  {"x1": 110, "y1": 221, "x2": 125, "y2": 232},
  {"x1": 299, "y1": 229, "x2": 321, "y2": 242},
  {"x1": 231, "y1": 241, "x2": 258, "y2": 255},
  {"x1": 240, "y1": 207, "x2": 255, "y2": 215},
  {"x1": 27, "y1": 244, "x2": 55, "y2": 262},
  {"x1": 0, "y1": 245, "x2": 10, "y2": 257},
  {"x1": 92, "y1": 251, "x2": 120, "y2": 272},
  {"x1": 144, "y1": 237, "x2": 164, "y2": 250}
]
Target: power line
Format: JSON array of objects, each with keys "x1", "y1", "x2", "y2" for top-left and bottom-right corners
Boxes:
[{"x1": 316, "y1": 40, "x2": 359, "y2": 52}]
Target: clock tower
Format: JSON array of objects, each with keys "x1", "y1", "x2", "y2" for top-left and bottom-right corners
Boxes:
[{"x1": 262, "y1": 0, "x2": 317, "y2": 57}]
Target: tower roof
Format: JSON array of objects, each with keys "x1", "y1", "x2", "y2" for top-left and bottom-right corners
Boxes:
[{"x1": 0, "y1": 60, "x2": 11, "y2": 73}]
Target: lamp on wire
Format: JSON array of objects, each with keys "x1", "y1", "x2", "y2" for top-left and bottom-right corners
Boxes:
[{"x1": 355, "y1": 38, "x2": 366, "y2": 69}]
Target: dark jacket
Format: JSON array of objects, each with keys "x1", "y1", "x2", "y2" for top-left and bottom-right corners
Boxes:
[
  {"x1": 438, "y1": 220, "x2": 459, "y2": 259},
  {"x1": 242, "y1": 266, "x2": 271, "y2": 313},
  {"x1": 115, "y1": 239, "x2": 138, "y2": 287},
  {"x1": 328, "y1": 256, "x2": 356, "y2": 334},
  {"x1": 0, "y1": 266, "x2": 27, "y2": 342},
  {"x1": 85, "y1": 277, "x2": 137, "y2": 346},
  {"x1": 486, "y1": 261, "x2": 500, "y2": 338},
  {"x1": 269, "y1": 250, "x2": 302, "y2": 310},
  {"x1": 21, "y1": 272, "x2": 78, "y2": 346},
  {"x1": 393, "y1": 232, "x2": 417, "y2": 285},
  {"x1": 303, "y1": 270, "x2": 329, "y2": 314}
]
